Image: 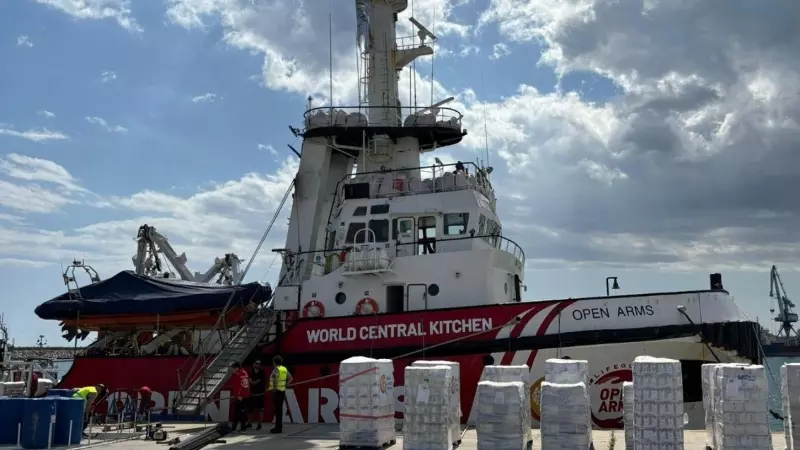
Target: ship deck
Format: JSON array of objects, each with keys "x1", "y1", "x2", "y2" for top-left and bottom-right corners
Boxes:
[{"x1": 26, "y1": 423, "x2": 786, "y2": 450}]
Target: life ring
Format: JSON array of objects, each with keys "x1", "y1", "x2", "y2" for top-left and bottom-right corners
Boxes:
[
  {"x1": 355, "y1": 297, "x2": 379, "y2": 315},
  {"x1": 302, "y1": 300, "x2": 325, "y2": 318},
  {"x1": 338, "y1": 249, "x2": 349, "y2": 263}
]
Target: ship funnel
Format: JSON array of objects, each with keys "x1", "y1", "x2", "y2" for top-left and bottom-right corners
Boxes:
[{"x1": 710, "y1": 273, "x2": 723, "y2": 290}]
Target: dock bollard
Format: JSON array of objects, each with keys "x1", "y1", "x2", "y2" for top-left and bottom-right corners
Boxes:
[{"x1": 67, "y1": 420, "x2": 73, "y2": 448}]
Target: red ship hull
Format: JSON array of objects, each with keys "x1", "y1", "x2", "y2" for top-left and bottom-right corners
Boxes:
[{"x1": 57, "y1": 293, "x2": 758, "y2": 429}]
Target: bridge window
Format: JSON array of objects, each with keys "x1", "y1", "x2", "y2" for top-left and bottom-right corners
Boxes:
[
  {"x1": 370, "y1": 204, "x2": 390, "y2": 215},
  {"x1": 418, "y1": 216, "x2": 437, "y2": 254},
  {"x1": 353, "y1": 206, "x2": 367, "y2": 216},
  {"x1": 368, "y1": 219, "x2": 390, "y2": 242},
  {"x1": 478, "y1": 214, "x2": 486, "y2": 235},
  {"x1": 444, "y1": 213, "x2": 469, "y2": 236},
  {"x1": 345, "y1": 222, "x2": 366, "y2": 243}
]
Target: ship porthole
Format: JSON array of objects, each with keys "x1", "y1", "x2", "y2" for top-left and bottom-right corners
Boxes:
[
  {"x1": 335, "y1": 292, "x2": 347, "y2": 305},
  {"x1": 483, "y1": 355, "x2": 495, "y2": 365},
  {"x1": 427, "y1": 284, "x2": 440, "y2": 296},
  {"x1": 320, "y1": 366, "x2": 331, "y2": 376}
]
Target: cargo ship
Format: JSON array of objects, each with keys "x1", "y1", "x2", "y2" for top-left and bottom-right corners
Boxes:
[{"x1": 40, "y1": 0, "x2": 761, "y2": 429}]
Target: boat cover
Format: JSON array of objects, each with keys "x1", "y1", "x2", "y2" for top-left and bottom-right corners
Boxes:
[{"x1": 34, "y1": 271, "x2": 272, "y2": 320}]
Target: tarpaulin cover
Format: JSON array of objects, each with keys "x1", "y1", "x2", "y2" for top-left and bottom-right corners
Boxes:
[{"x1": 35, "y1": 271, "x2": 271, "y2": 320}]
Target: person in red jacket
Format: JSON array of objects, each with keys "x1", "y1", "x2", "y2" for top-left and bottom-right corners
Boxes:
[{"x1": 230, "y1": 362, "x2": 251, "y2": 432}]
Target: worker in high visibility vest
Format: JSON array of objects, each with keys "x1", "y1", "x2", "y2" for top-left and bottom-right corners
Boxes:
[
  {"x1": 267, "y1": 355, "x2": 292, "y2": 434},
  {"x1": 73, "y1": 384, "x2": 107, "y2": 435}
]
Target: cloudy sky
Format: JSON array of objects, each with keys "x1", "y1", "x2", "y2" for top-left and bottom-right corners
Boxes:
[{"x1": 1, "y1": 0, "x2": 798, "y2": 345}]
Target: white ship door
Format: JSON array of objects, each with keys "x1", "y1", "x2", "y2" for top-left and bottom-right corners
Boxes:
[
  {"x1": 394, "y1": 217, "x2": 415, "y2": 257},
  {"x1": 407, "y1": 283, "x2": 428, "y2": 311}
]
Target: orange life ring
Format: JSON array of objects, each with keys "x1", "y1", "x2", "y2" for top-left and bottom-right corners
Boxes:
[
  {"x1": 302, "y1": 300, "x2": 325, "y2": 318},
  {"x1": 355, "y1": 297, "x2": 379, "y2": 315}
]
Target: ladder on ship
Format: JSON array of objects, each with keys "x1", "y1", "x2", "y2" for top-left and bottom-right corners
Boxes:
[
  {"x1": 172, "y1": 179, "x2": 295, "y2": 416},
  {"x1": 172, "y1": 304, "x2": 276, "y2": 415}
]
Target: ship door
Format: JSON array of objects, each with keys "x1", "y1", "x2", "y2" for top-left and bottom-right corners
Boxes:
[
  {"x1": 394, "y1": 217, "x2": 415, "y2": 257},
  {"x1": 386, "y1": 285, "x2": 405, "y2": 313},
  {"x1": 407, "y1": 283, "x2": 428, "y2": 311}
]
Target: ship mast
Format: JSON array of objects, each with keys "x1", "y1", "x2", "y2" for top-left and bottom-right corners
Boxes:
[{"x1": 357, "y1": 0, "x2": 436, "y2": 170}]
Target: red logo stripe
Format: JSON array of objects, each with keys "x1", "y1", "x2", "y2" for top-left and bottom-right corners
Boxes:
[
  {"x1": 499, "y1": 303, "x2": 552, "y2": 365},
  {"x1": 526, "y1": 300, "x2": 576, "y2": 368}
]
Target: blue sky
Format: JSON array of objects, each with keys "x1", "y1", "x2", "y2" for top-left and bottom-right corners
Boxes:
[{"x1": 1, "y1": 0, "x2": 798, "y2": 345}]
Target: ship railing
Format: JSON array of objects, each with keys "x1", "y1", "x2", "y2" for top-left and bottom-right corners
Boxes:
[
  {"x1": 394, "y1": 233, "x2": 525, "y2": 270},
  {"x1": 302, "y1": 105, "x2": 463, "y2": 132},
  {"x1": 395, "y1": 34, "x2": 435, "y2": 52},
  {"x1": 333, "y1": 161, "x2": 496, "y2": 206},
  {"x1": 342, "y1": 229, "x2": 395, "y2": 275},
  {"x1": 275, "y1": 234, "x2": 524, "y2": 288}
]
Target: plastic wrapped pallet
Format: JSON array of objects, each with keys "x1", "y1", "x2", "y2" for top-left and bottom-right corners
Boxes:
[
  {"x1": 404, "y1": 365, "x2": 453, "y2": 450},
  {"x1": 622, "y1": 381, "x2": 634, "y2": 450},
  {"x1": 412, "y1": 360, "x2": 461, "y2": 443},
  {"x1": 339, "y1": 357, "x2": 395, "y2": 448},
  {"x1": 539, "y1": 381, "x2": 592, "y2": 450},
  {"x1": 545, "y1": 358, "x2": 589, "y2": 385},
  {"x1": 781, "y1": 363, "x2": 800, "y2": 450},
  {"x1": 476, "y1": 381, "x2": 527, "y2": 450},
  {"x1": 701, "y1": 363, "x2": 723, "y2": 449},
  {"x1": 712, "y1": 364, "x2": 772, "y2": 450},
  {"x1": 476, "y1": 365, "x2": 531, "y2": 442},
  {"x1": 632, "y1": 356, "x2": 684, "y2": 450}
]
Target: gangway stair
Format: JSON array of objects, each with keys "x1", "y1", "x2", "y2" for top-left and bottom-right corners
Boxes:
[{"x1": 172, "y1": 305, "x2": 276, "y2": 416}]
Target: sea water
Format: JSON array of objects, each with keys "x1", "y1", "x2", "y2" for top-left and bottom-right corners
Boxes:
[{"x1": 767, "y1": 356, "x2": 800, "y2": 431}]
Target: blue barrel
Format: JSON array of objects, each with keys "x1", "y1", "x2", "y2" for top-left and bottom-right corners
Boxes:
[
  {"x1": 46, "y1": 389, "x2": 75, "y2": 398},
  {"x1": 0, "y1": 398, "x2": 27, "y2": 444},
  {"x1": 53, "y1": 398, "x2": 83, "y2": 446},
  {"x1": 21, "y1": 398, "x2": 57, "y2": 449}
]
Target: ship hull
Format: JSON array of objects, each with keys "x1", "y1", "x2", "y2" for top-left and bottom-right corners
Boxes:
[
  {"x1": 58, "y1": 291, "x2": 759, "y2": 429},
  {"x1": 59, "y1": 336, "x2": 744, "y2": 429}
]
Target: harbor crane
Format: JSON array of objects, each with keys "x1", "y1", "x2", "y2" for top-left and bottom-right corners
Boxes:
[{"x1": 770, "y1": 264, "x2": 798, "y2": 337}]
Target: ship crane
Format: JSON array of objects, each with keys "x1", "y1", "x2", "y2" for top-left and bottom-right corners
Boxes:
[
  {"x1": 770, "y1": 264, "x2": 797, "y2": 337},
  {"x1": 132, "y1": 224, "x2": 194, "y2": 281},
  {"x1": 193, "y1": 253, "x2": 244, "y2": 285}
]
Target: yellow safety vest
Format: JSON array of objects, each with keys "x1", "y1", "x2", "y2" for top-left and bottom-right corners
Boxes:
[
  {"x1": 73, "y1": 386, "x2": 97, "y2": 400},
  {"x1": 268, "y1": 366, "x2": 288, "y2": 391}
]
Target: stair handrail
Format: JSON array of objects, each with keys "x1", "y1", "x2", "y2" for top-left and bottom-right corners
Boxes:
[
  {"x1": 174, "y1": 298, "x2": 277, "y2": 414},
  {"x1": 174, "y1": 179, "x2": 294, "y2": 404}
]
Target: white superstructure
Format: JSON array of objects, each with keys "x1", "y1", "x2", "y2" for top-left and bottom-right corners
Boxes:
[{"x1": 272, "y1": 0, "x2": 521, "y2": 318}]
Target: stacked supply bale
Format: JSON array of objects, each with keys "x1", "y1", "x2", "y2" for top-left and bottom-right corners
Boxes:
[
  {"x1": 782, "y1": 363, "x2": 800, "y2": 450},
  {"x1": 478, "y1": 365, "x2": 532, "y2": 443},
  {"x1": 412, "y1": 360, "x2": 461, "y2": 444},
  {"x1": 714, "y1": 364, "x2": 772, "y2": 450},
  {"x1": 539, "y1": 381, "x2": 592, "y2": 450},
  {"x1": 338, "y1": 357, "x2": 395, "y2": 448},
  {"x1": 476, "y1": 381, "x2": 527, "y2": 450},
  {"x1": 632, "y1": 356, "x2": 684, "y2": 450},
  {"x1": 622, "y1": 381, "x2": 633, "y2": 450},
  {"x1": 404, "y1": 365, "x2": 453, "y2": 450}
]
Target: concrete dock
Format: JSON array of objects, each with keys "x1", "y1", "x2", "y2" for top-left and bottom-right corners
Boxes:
[{"x1": 38, "y1": 423, "x2": 787, "y2": 450}]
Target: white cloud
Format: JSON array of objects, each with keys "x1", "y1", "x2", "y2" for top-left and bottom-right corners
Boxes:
[
  {"x1": 489, "y1": 42, "x2": 511, "y2": 60},
  {"x1": 257, "y1": 144, "x2": 279, "y2": 156},
  {"x1": 85, "y1": 116, "x2": 128, "y2": 133},
  {"x1": 101, "y1": 71, "x2": 117, "y2": 83},
  {"x1": 0, "y1": 151, "x2": 299, "y2": 277},
  {"x1": 38, "y1": 110, "x2": 56, "y2": 119},
  {"x1": 191, "y1": 93, "x2": 218, "y2": 103},
  {"x1": 34, "y1": 0, "x2": 142, "y2": 33},
  {"x1": 16, "y1": 35, "x2": 33, "y2": 47},
  {"x1": 0, "y1": 126, "x2": 68, "y2": 142}
]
